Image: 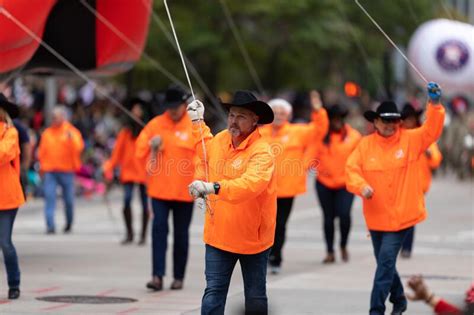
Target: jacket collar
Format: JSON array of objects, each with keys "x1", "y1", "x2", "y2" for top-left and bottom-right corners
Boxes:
[{"x1": 226, "y1": 127, "x2": 261, "y2": 151}]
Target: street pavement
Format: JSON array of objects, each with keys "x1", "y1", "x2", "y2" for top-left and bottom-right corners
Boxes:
[{"x1": 0, "y1": 174, "x2": 472, "y2": 314}]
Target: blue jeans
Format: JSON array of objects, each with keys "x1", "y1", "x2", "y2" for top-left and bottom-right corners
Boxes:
[
  {"x1": 201, "y1": 245, "x2": 270, "y2": 315},
  {"x1": 316, "y1": 181, "x2": 355, "y2": 253},
  {"x1": 0, "y1": 209, "x2": 20, "y2": 289},
  {"x1": 401, "y1": 226, "x2": 415, "y2": 253},
  {"x1": 43, "y1": 172, "x2": 75, "y2": 230},
  {"x1": 151, "y1": 199, "x2": 193, "y2": 279},
  {"x1": 369, "y1": 229, "x2": 409, "y2": 315}
]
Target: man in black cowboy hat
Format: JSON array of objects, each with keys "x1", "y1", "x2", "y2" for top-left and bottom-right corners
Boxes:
[
  {"x1": 186, "y1": 90, "x2": 276, "y2": 315},
  {"x1": 346, "y1": 82, "x2": 445, "y2": 315}
]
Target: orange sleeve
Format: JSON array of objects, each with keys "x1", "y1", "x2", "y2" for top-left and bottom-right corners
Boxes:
[
  {"x1": 191, "y1": 121, "x2": 214, "y2": 162},
  {"x1": 68, "y1": 127, "x2": 84, "y2": 154},
  {"x1": 103, "y1": 129, "x2": 126, "y2": 173},
  {"x1": 219, "y1": 148, "x2": 275, "y2": 203},
  {"x1": 312, "y1": 108, "x2": 329, "y2": 141},
  {"x1": 135, "y1": 123, "x2": 154, "y2": 159},
  {"x1": 427, "y1": 142, "x2": 442, "y2": 169},
  {"x1": 410, "y1": 102, "x2": 445, "y2": 155},
  {"x1": 0, "y1": 127, "x2": 20, "y2": 166},
  {"x1": 345, "y1": 144, "x2": 369, "y2": 196}
]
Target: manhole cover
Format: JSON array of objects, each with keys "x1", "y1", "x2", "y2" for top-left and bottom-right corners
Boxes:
[
  {"x1": 401, "y1": 274, "x2": 471, "y2": 281},
  {"x1": 36, "y1": 295, "x2": 137, "y2": 304}
]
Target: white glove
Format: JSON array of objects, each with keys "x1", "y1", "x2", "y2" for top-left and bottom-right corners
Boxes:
[
  {"x1": 361, "y1": 185, "x2": 374, "y2": 199},
  {"x1": 149, "y1": 135, "x2": 163, "y2": 151},
  {"x1": 188, "y1": 180, "x2": 215, "y2": 199},
  {"x1": 187, "y1": 100, "x2": 205, "y2": 121},
  {"x1": 310, "y1": 90, "x2": 322, "y2": 111}
]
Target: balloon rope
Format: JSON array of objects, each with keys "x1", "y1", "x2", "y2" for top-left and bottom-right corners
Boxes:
[
  {"x1": 0, "y1": 6, "x2": 145, "y2": 126},
  {"x1": 163, "y1": 0, "x2": 211, "y2": 189},
  {"x1": 354, "y1": 0, "x2": 429, "y2": 84}
]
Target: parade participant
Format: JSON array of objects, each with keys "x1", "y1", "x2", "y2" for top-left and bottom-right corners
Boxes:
[
  {"x1": 38, "y1": 106, "x2": 84, "y2": 234},
  {"x1": 259, "y1": 91, "x2": 328, "y2": 274},
  {"x1": 0, "y1": 94, "x2": 25, "y2": 299},
  {"x1": 187, "y1": 90, "x2": 276, "y2": 315},
  {"x1": 307, "y1": 103, "x2": 361, "y2": 263},
  {"x1": 136, "y1": 85, "x2": 195, "y2": 291},
  {"x1": 103, "y1": 98, "x2": 149, "y2": 245},
  {"x1": 400, "y1": 103, "x2": 443, "y2": 258},
  {"x1": 346, "y1": 82, "x2": 445, "y2": 315}
]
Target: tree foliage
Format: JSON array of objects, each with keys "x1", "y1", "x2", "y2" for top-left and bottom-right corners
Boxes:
[{"x1": 129, "y1": 0, "x2": 456, "y2": 97}]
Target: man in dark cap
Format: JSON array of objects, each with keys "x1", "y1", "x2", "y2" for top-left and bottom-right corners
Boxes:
[
  {"x1": 187, "y1": 91, "x2": 276, "y2": 315},
  {"x1": 136, "y1": 84, "x2": 195, "y2": 291},
  {"x1": 346, "y1": 82, "x2": 445, "y2": 315}
]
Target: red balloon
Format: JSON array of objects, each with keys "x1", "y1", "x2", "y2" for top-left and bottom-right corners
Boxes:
[{"x1": 0, "y1": 0, "x2": 151, "y2": 79}]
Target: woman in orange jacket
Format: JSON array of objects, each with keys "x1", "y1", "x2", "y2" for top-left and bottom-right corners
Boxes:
[
  {"x1": 0, "y1": 94, "x2": 25, "y2": 299},
  {"x1": 308, "y1": 103, "x2": 361, "y2": 264},
  {"x1": 345, "y1": 82, "x2": 445, "y2": 315},
  {"x1": 136, "y1": 86, "x2": 196, "y2": 291},
  {"x1": 103, "y1": 98, "x2": 149, "y2": 245},
  {"x1": 400, "y1": 103, "x2": 443, "y2": 258},
  {"x1": 259, "y1": 91, "x2": 328, "y2": 274}
]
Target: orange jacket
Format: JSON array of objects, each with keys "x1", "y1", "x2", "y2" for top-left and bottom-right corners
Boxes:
[
  {"x1": 307, "y1": 124, "x2": 361, "y2": 189},
  {"x1": 259, "y1": 109, "x2": 329, "y2": 197},
  {"x1": 38, "y1": 121, "x2": 84, "y2": 172},
  {"x1": 192, "y1": 122, "x2": 277, "y2": 254},
  {"x1": 136, "y1": 112, "x2": 196, "y2": 201},
  {"x1": 103, "y1": 128, "x2": 147, "y2": 184},
  {"x1": 0, "y1": 123, "x2": 25, "y2": 210},
  {"x1": 345, "y1": 102, "x2": 445, "y2": 231},
  {"x1": 419, "y1": 142, "x2": 442, "y2": 193}
]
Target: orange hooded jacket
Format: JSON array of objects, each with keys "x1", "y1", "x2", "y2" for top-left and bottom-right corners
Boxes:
[
  {"x1": 259, "y1": 109, "x2": 329, "y2": 197},
  {"x1": 345, "y1": 102, "x2": 445, "y2": 231},
  {"x1": 306, "y1": 124, "x2": 361, "y2": 189},
  {"x1": 0, "y1": 123, "x2": 25, "y2": 210},
  {"x1": 136, "y1": 112, "x2": 196, "y2": 201},
  {"x1": 420, "y1": 142, "x2": 442, "y2": 193},
  {"x1": 192, "y1": 122, "x2": 277, "y2": 254},
  {"x1": 38, "y1": 121, "x2": 84, "y2": 172},
  {"x1": 103, "y1": 128, "x2": 147, "y2": 184}
]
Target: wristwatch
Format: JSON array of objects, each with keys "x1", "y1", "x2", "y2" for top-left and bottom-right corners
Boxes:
[{"x1": 213, "y1": 182, "x2": 220, "y2": 195}]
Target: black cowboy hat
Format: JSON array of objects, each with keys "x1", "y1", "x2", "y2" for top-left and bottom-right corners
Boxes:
[
  {"x1": 163, "y1": 85, "x2": 191, "y2": 109},
  {"x1": 326, "y1": 103, "x2": 349, "y2": 119},
  {"x1": 401, "y1": 103, "x2": 423, "y2": 120},
  {"x1": 0, "y1": 93, "x2": 19, "y2": 119},
  {"x1": 364, "y1": 101, "x2": 401, "y2": 123},
  {"x1": 221, "y1": 90, "x2": 274, "y2": 124}
]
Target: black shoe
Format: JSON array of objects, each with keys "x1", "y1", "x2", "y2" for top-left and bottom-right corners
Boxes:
[
  {"x1": 8, "y1": 288, "x2": 20, "y2": 299},
  {"x1": 146, "y1": 277, "x2": 162, "y2": 291},
  {"x1": 391, "y1": 300, "x2": 407, "y2": 315},
  {"x1": 63, "y1": 224, "x2": 72, "y2": 234},
  {"x1": 170, "y1": 279, "x2": 183, "y2": 290},
  {"x1": 121, "y1": 237, "x2": 133, "y2": 245},
  {"x1": 46, "y1": 228, "x2": 55, "y2": 235},
  {"x1": 138, "y1": 238, "x2": 146, "y2": 246}
]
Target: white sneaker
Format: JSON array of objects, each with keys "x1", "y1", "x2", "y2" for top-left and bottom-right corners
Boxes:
[{"x1": 269, "y1": 265, "x2": 281, "y2": 275}]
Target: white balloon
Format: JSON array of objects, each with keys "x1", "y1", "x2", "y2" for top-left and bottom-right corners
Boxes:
[{"x1": 407, "y1": 19, "x2": 474, "y2": 96}]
